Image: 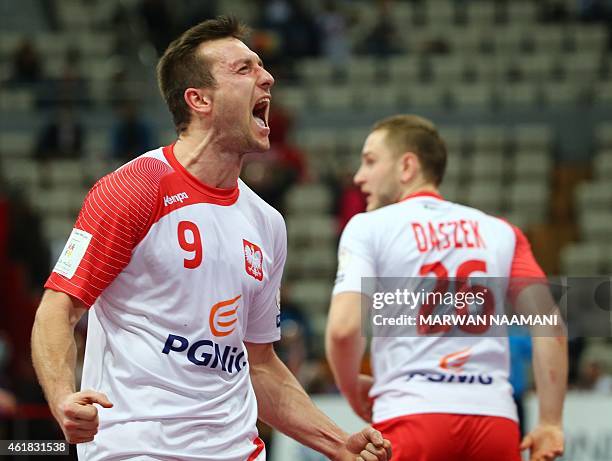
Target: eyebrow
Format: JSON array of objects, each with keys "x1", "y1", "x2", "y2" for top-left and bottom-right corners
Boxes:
[{"x1": 231, "y1": 57, "x2": 264, "y2": 69}]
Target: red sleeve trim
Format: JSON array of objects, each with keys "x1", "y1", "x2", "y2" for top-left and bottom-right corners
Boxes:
[
  {"x1": 507, "y1": 224, "x2": 547, "y2": 304},
  {"x1": 45, "y1": 157, "x2": 172, "y2": 307}
]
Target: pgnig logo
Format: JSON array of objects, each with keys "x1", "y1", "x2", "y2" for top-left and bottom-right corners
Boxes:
[
  {"x1": 405, "y1": 348, "x2": 493, "y2": 385},
  {"x1": 162, "y1": 334, "x2": 246, "y2": 374}
]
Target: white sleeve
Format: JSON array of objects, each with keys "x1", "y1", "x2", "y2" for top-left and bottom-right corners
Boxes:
[
  {"x1": 244, "y1": 214, "x2": 286, "y2": 343},
  {"x1": 332, "y1": 213, "x2": 376, "y2": 296}
]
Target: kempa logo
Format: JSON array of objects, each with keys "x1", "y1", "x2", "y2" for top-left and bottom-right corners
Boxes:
[{"x1": 164, "y1": 192, "x2": 189, "y2": 206}]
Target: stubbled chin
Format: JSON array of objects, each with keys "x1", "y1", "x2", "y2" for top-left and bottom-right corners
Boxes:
[{"x1": 250, "y1": 135, "x2": 270, "y2": 152}]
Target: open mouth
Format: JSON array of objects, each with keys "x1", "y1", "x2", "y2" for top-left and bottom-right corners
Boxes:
[{"x1": 252, "y1": 97, "x2": 270, "y2": 129}]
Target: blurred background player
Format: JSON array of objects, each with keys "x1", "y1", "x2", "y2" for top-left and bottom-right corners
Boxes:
[
  {"x1": 326, "y1": 114, "x2": 567, "y2": 461},
  {"x1": 30, "y1": 16, "x2": 391, "y2": 461}
]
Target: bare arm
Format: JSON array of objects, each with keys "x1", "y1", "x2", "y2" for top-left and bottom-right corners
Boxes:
[
  {"x1": 31, "y1": 289, "x2": 112, "y2": 443},
  {"x1": 32, "y1": 289, "x2": 86, "y2": 410},
  {"x1": 514, "y1": 284, "x2": 567, "y2": 460},
  {"x1": 531, "y1": 333, "x2": 567, "y2": 426},
  {"x1": 325, "y1": 292, "x2": 371, "y2": 421},
  {"x1": 246, "y1": 342, "x2": 390, "y2": 461}
]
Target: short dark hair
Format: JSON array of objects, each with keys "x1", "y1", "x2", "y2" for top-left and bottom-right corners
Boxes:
[
  {"x1": 156, "y1": 16, "x2": 250, "y2": 134},
  {"x1": 373, "y1": 114, "x2": 447, "y2": 186}
]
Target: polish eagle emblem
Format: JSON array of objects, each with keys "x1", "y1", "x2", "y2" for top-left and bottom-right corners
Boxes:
[{"x1": 243, "y1": 239, "x2": 264, "y2": 281}]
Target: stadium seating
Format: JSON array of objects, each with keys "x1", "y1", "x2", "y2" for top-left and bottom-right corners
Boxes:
[
  {"x1": 575, "y1": 181, "x2": 612, "y2": 212},
  {"x1": 287, "y1": 279, "x2": 334, "y2": 314},
  {"x1": 579, "y1": 211, "x2": 612, "y2": 243},
  {"x1": 595, "y1": 122, "x2": 612, "y2": 150},
  {"x1": 465, "y1": 181, "x2": 504, "y2": 215},
  {"x1": 593, "y1": 150, "x2": 612, "y2": 179},
  {"x1": 559, "y1": 242, "x2": 608, "y2": 276},
  {"x1": 508, "y1": 181, "x2": 550, "y2": 220},
  {"x1": 285, "y1": 184, "x2": 333, "y2": 214},
  {"x1": 469, "y1": 151, "x2": 506, "y2": 181},
  {"x1": 512, "y1": 151, "x2": 553, "y2": 180}
]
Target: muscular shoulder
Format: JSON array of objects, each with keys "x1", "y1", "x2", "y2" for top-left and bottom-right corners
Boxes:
[
  {"x1": 78, "y1": 153, "x2": 173, "y2": 241},
  {"x1": 94, "y1": 153, "x2": 173, "y2": 200}
]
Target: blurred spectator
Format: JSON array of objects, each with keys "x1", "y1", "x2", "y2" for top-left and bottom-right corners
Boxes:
[
  {"x1": 177, "y1": 0, "x2": 219, "y2": 30},
  {"x1": 421, "y1": 37, "x2": 450, "y2": 55},
  {"x1": 9, "y1": 38, "x2": 44, "y2": 86},
  {"x1": 284, "y1": 1, "x2": 320, "y2": 60},
  {"x1": 35, "y1": 104, "x2": 84, "y2": 163},
  {"x1": 256, "y1": 0, "x2": 319, "y2": 54},
  {"x1": 0, "y1": 195, "x2": 16, "y2": 425},
  {"x1": 260, "y1": 0, "x2": 293, "y2": 30},
  {"x1": 0, "y1": 331, "x2": 17, "y2": 419},
  {"x1": 580, "y1": 360, "x2": 612, "y2": 393},
  {"x1": 108, "y1": 68, "x2": 133, "y2": 109},
  {"x1": 251, "y1": 5, "x2": 287, "y2": 81},
  {"x1": 278, "y1": 318, "x2": 308, "y2": 378},
  {"x1": 334, "y1": 169, "x2": 366, "y2": 234},
  {"x1": 253, "y1": 0, "x2": 320, "y2": 79},
  {"x1": 577, "y1": 0, "x2": 610, "y2": 22},
  {"x1": 358, "y1": 3, "x2": 401, "y2": 57},
  {"x1": 538, "y1": 1, "x2": 570, "y2": 22},
  {"x1": 111, "y1": 101, "x2": 155, "y2": 161},
  {"x1": 276, "y1": 288, "x2": 336, "y2": 394},
  {"x1": 0, "y1": 388, "x2": 17, "y2": 417},
  {"x1": 568, "y1": 337, "x2": 586, "y2": 386},
  {"x1": 139, "y1": 0, "x2": 176, "y2": 56},
  {"x1": 5, "y1": 189, "x2": 51, "y2": 291},
  {"x1": 0, "y1": 185, "x2": 52, "y2": 440},
  {"x1": 0, "y1": 178, "x2": 8, "y2": 264},
  {"x1": 111, "y1": 2, "x2": 138, "y2": 58},
  {"x1": 40, "y1": 0, "x2": 60, "y2": 31},
  {"x1": 242, "y1": 106, "x2": 307, "y2": 211},
  {"x1": 317, "y1": 0, "x2": 351, "y2": 80},
  {"x1": 38, "y1": 47, "x2": 90, "y2": 108},
  {"x1": 509, "y1": 327, "x2": 532, "y2": 437},
  {"x1": 57, "y1": 47, "x2": 89, "y2": 107},
  {"x1": 278, "y1": 287, "x2": 314, "y2": 361}
]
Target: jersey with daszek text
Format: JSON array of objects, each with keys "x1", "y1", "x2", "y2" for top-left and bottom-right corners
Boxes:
[
  {"x1": 333, "y1": 191, "x2": 545, "y2": 424},
  {"x1": 45, "y1": 144, "x2": 284, "y2": 461}
]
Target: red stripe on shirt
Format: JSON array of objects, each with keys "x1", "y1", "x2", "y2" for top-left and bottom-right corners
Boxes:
[{"x1": 247, "y1": 437, "x2": 265, "y2": 461}]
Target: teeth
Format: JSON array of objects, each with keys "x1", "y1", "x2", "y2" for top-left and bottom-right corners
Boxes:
[{"x1": 253, "y1": 97, "x2": 270, "y2": 129}]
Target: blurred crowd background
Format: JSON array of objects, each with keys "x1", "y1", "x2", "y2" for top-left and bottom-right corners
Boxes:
[{"x1": 1, "y1": 0, "x2": 612, "y2": 457}]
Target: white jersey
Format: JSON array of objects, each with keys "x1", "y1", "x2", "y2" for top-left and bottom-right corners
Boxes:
[
  {"x1": 46, "y1": 145, "x2": 284, "y2": 460},
  {"x1": 333, "y1": 191, "x2": 545, "y2": 424}
]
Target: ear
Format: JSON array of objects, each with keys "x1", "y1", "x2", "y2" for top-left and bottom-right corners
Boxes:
[
  {"x1": 399, "y1": 152, "x2": 420, "y2": 183},
  {"x1": 184, "y1": 87, "x2": 213, "y2": 116}
]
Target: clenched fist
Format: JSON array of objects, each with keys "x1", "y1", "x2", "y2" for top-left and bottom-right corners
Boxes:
[
  {"x1": 53, "y1": 390, "x2": 113, "y2": 444},
  {"x1": 338, "y1": 426, "x2": 392, "y2": 461}
]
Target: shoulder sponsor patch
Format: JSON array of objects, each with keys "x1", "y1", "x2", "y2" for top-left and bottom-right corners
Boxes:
[
  {"x1": 337, "y1": 247, "x2": 352, "y2": 274},
  {"x1": 53, "y1": 228, "x2": 93, "y2": 279}
]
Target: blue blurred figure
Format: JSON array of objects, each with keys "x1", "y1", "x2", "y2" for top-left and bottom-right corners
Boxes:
[{"x1": 509, "y1": 326, "x2": 532, "y2": 437}]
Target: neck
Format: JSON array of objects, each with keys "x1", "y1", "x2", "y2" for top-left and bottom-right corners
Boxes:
[
  {"x1": 398, "y1": 180, "x2": 439, "y2": 202},
  {"x1": 173, "y1": 126, "x2": 243, "y2": 189}
]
